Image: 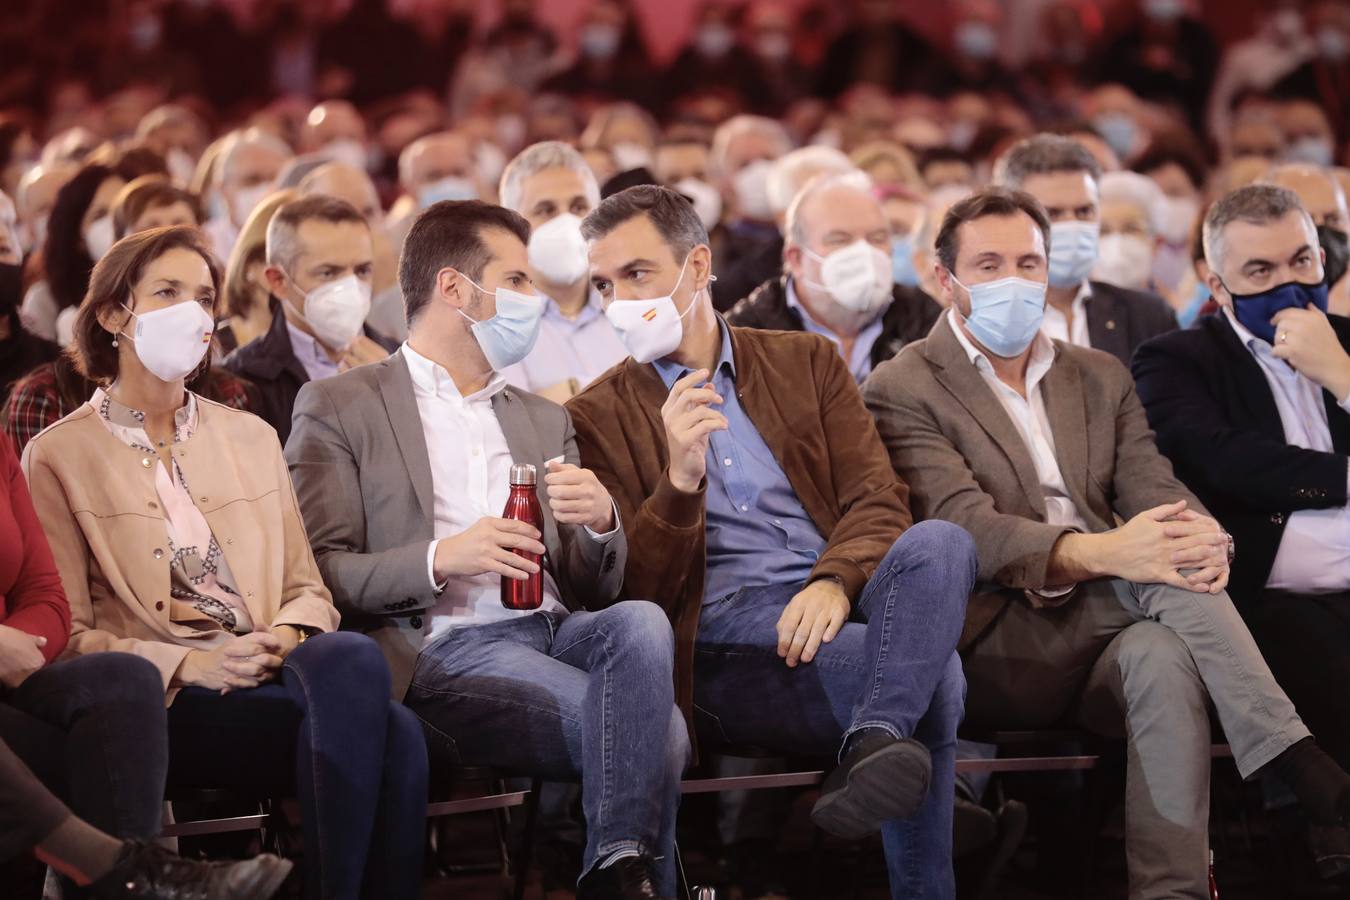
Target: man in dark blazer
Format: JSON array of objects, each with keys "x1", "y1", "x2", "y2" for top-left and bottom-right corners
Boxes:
[
  {"x1": 1133, "y1": 184, "x2": 1350, "y2": 876},
  {"x1": 996, "y1": 134, "x2": 1176, "y2": 366},
  {"x1": 865, "y1": 186, "x2": 1350, "y2": 897},
  {"x1": 224, "y1": 196, "x2": 396, "y2": 444},
  {"x1": 285, "y1": 200, "x2": 686, "y2": 900},
  {"x1": 726, "y1": 173, "x2": 942, "y2": 381}
]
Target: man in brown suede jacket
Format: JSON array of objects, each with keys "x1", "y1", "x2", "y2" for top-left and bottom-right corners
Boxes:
[{"x1": 566, "y1": 185, "x2": 977, "y2": 897}]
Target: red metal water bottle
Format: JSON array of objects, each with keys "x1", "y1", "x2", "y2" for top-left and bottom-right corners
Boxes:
[
  {"x1": 501, "y1": 463, "x2": 543, "y2": 610},
  {"x1": 1209, "y1": 850, "x2": 1219, "y2": 900}
]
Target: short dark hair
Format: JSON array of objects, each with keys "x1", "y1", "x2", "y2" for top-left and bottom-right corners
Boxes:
[
  {"x1": 997, "y1": 134, "x2": 1102, "y2": 188},
  {"x1": 1202, "y1": 184, "x2": 1311, "y2": 270},
  {"x1": 72, "y1": 225, "x2": 222, "y2": 383},
  {"x1": 46, "y1": 163, "x2": 115, "y2": 312},
  {"x1": 580, "y1": 184, "x2": 707, "y2": 262},
  {"x1": 112, "y1": 175, "x2": 202, "y2": 239},
  {"x1": 1131, "y1": 139, "x2": 1209, "y2": 194},
  {"x1": 265, "y1": 194, "x2": 368, "y2": 272},
  {"x1": 935, "y1": 187, "x2": 1052, "y2": 273},
  {"x1": 399, "y1": 200, "x2": 530, "y2": 325}
]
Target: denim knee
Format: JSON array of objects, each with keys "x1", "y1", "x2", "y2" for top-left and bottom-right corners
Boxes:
[
  {"x1": 602, "y1": 601, "x2": 675, "y2": 661},
  {"x1": 930, "y1": 652, "x2": 967, "y2": 732},
  {"x1": 889, "y1": 520, "x2": 978, "y2": 576},
  {"x1": 286, "y1": 631, "x2": 392, "y2": 699},
  {"x1": 665, "y1": 706, "x2": 692, "y2": 777},
  {"x1": 65, "y1": 652, "x2": 165, "y2": 706}
]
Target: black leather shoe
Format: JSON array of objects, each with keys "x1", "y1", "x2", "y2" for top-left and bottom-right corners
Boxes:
[
  {"x1": 89, "y1": 840, "x2": 292, "y2": 900},
  {"x1": 577, "y1": 855, "x2": 670, "y2": 900},
  {"x1": 811, "y1": 731, "x2": 931, "y2": 841}
]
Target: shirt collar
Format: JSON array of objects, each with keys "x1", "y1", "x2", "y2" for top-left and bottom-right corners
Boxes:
[
  {"x1": 946, "y1": 308, "x2": 1056, "y2": 389},
  {"x1": 401, "y1": 342, "x2": 505, "y2": 403},
  {"x1": 92, "y1": 385, "x2": 198, "y2": 437},
  {"x1": 285, "y1": 318, "x2": 336, "y2": 368},
  {"x1": 652, "y1": 318, "x2": 736, "y2": 390},
  {"x1": 542, "y1": 287, "x2": 605, "y2": 327}
]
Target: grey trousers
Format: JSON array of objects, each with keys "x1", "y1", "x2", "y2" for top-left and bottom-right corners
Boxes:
[{"x1": 964, "y1": 578, "x2": 1310, "y2": 900}]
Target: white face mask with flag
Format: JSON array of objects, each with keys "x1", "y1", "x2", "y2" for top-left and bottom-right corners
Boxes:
[
  {"x1": 604, "y1": 254, "x2": 699, "y2": 364},
  {"x1": 119, "y1": 298, "x2": 215, "y2": 383}
]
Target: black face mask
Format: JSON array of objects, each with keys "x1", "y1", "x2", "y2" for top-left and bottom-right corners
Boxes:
[{"x1": 1319, "y1": 224, "x2": 1349, "y2": 289}]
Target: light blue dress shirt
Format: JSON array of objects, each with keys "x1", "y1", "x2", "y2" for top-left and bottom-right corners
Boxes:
[
  {"x1": 285, "y1": 320, "x2": 340, "y2": 382},
  {"x1": 785, "y1": 278, "x2": 886, "y2": 383},
  {"x1": 653, "y1": 321, "x2": 826, "y2": 603}
]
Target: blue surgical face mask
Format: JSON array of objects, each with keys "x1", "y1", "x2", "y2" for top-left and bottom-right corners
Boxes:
[
  {"x1": 417, "y1": 176, "x2": 477, "y2": 209},
  {"x1": 1093, "y1": 112, "x2": 1137, "y2": 160},
  {"x1": 1224, "y1": 278, "x2": 1329, "y2": 345},
  {"x1": 952, "y1": 273, "x2": 1048, "y2": 358},
  {"x1": 1048, "y1": 220, "x2": 1100, "y2": 288},
  {"x1": 891, "y1": 235, "x2": 919, "y2": 287},
  {"x1": 458, "y1": 278, "x2": 547, "y2": 371}
]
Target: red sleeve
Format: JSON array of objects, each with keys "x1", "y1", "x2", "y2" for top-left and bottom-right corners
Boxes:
[{"x1": 2, "y1": 436, "x2": 70, "y2": 661}]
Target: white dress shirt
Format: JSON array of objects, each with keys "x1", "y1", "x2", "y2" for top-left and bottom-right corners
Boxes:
[
  {"x1": 402, "y1": 343, "x2": 567, "y2": 642},
  {"x1": 498, "y1": 289, "x2": 627, "y2": 395},
  {"x1": 1224, "y1": 311, "x2": 1350, "y2": 593},
  {"x1": 1039, "y1": 281, "x2": 1092, "y2": 350}
]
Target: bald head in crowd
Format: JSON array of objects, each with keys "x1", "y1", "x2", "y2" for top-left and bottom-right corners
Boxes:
[
  {"x1": 1266, "y1": 164, "x2": 1349, "y2": 232},
  {"x1": 301, "y1": 100, "x2": 368, "y2": 158},
  {"x1": 300, "y1": 162, "x2": 382, "y2": 226},
  {"x1": 399, "y1": 131, "x2": 480, "y2": 209}
]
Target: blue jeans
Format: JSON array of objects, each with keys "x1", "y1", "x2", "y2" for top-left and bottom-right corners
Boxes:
[
  {"x1": 167, "y1": 632, "x2": 428, "y2": 900},
  {"x1": 692, "y1": 521, "x2": 974, "y2": 900},
  {"x1": 404, "y1": 601, "x2": 689, "y2": 893}
]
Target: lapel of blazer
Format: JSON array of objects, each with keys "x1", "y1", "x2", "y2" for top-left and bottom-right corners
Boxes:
[
  {"x1": 491, "y1": 388, "x2": 563, "y2": 564},
  {"x1": 925, "y1": 317, "x2": 1049, "y2": 519},
  {"x1": 1085, "y1": 285, "x2": 1129, "y2": 363},
  {"x1": 1039, "y1": 347, "x2": 1094, "y2": 519},
  {"x1": 376, "y1": 354, "x2": 436, "y2": 524},
  {"x1": 1326, "y1": 316, "x2": 1350, "y2": 453},
  {"x1": 1208, "y1": 314, "x2": 1288, "y2": 442}
]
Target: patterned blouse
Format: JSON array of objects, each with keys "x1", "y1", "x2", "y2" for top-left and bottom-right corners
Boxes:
[{"x1": 89, "y1": 387, "x2": 255, "y2": 635}]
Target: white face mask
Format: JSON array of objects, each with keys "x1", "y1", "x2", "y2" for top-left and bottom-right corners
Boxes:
[
  {"x1": 322, "y1": 138, "x2": 368, "y2": 170},
  {"x1": 604, "y1": 254, "x2": 696, "y2": 364},
  {"x1": 166, "y1": 147, "x2": 197, "y2": 186},
  {"x1": 675, "y1": 177, "x2": 723, "y2": 231},
  {"x1": 416, "y1": 176, "x2": 477, "y2": 209},
  {"x1": 804, "y1": 240, "x2": 893, "y2": 316},
  {"x1": 610, "y1": 142, "x2": 652, "y2": 173},
  {"x1": 527, "y1": 213, "x2": 590, "y2": 286},
  {"x1": 1156, "y1": 194, "x2": 1199, "y2": 245},
  {"x1": 83, "y1": 214, "x2": 115, "y2": 260},
  {"x1": 732, "y1": 159, "x2": 774, "y2": 221},
  {"x1": 1092, "y1": 233, "x2": 1155, "y2": 291},
  {"x1": 229, "y1": 182, "x2": 271, "y2": 227},
  {"x1": 120, "y1": 298, "x2": 215, "y2": 383},
  {"x1": 286, "y1": 272, "x2": 372, "y2": 351}
]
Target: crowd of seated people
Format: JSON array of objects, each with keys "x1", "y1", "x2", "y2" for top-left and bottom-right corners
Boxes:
[{"x1": 3, "y1": 1, "x2": 1350, "y2": 899}]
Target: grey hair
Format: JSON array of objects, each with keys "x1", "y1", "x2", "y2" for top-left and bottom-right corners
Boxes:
[
  {"x1": 766, "y1": 146, "x2": 855, "y2": 217},
  {"x1": 709, "y1": 115, "x2": 792, "y2": 179},
  {"x1": 1098, "y1": 171, "x2": 1165, "y2": 235},
  {"x1": 995, "y1": 134, "x2": 1101, "y2": 189},
  {"x1": 784, "y1": 170, "x2": 876, "y2": 246},
  {"x1": 265, "y1": 194, "x2": 367, "y2": 273},
  {"x1": 1203, "y1": 184, "x2": 1315, "y2": 272},
  {"x1": 498, "y1": 141, "x2": 601, "y2": 213},
  {"x1": 216, "y1": 127, "x2": 293, "y2": 188},
  {"x1": 397, "y1": 130, "x2": 467, "y2": 189}
]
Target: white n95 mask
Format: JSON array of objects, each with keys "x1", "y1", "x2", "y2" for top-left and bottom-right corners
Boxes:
[
  {"x1": 605, "y1": 255, "x2": 696, "y2": 364},
  {"x1": 120, "y1": 299, "x2": 215, "y2": 382},
  {"x1": 804, "y1": 240, "x2": 893, "y2": 316},
  {"x1": 287, "y1": 273, "x2": 372, "y2": 351},
  {"x1": 527, "y1": 213, "x2": 590, "y2": 286}
]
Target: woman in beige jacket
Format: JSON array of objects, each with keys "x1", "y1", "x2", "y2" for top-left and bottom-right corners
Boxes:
[{"x1": 22, "y1": 225, "x2": 427, "y2": 900}]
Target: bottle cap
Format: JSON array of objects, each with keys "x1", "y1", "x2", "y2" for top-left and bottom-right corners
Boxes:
[{"x1": 510, "y1": 463, "x2": 537, "y2": 485}]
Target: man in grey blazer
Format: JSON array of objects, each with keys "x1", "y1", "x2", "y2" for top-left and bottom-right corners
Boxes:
[
  {"x1": 863, "y1": 187, "x2": 1350, "y2": 898},
  {"x1": 285, "y1": 200, "x2": 688, "y2": 900}
]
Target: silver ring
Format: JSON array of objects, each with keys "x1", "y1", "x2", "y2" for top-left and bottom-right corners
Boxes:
[{"x1": 1279, "y1": 332, "x2": 1289, "y2": 343}]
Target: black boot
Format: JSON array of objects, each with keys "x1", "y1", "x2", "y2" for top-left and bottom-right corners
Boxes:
[
  {"x1": 577, "y1": 855, "x2": 670, "y2": 900},
  {"x1": 810, "y1": 729, "x2": 931, "y2": 841},
  {"x1": 1267, "y1": 737, "x2": 1350, "y2": 827},
  {"x1": 89, "y1": 841, "x2": 292, "y2": 900}
]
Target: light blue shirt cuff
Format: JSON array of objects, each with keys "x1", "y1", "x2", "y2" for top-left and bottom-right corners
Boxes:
[{"x1": 583, "y1": 499, "x2": 621, "y2": 542}]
